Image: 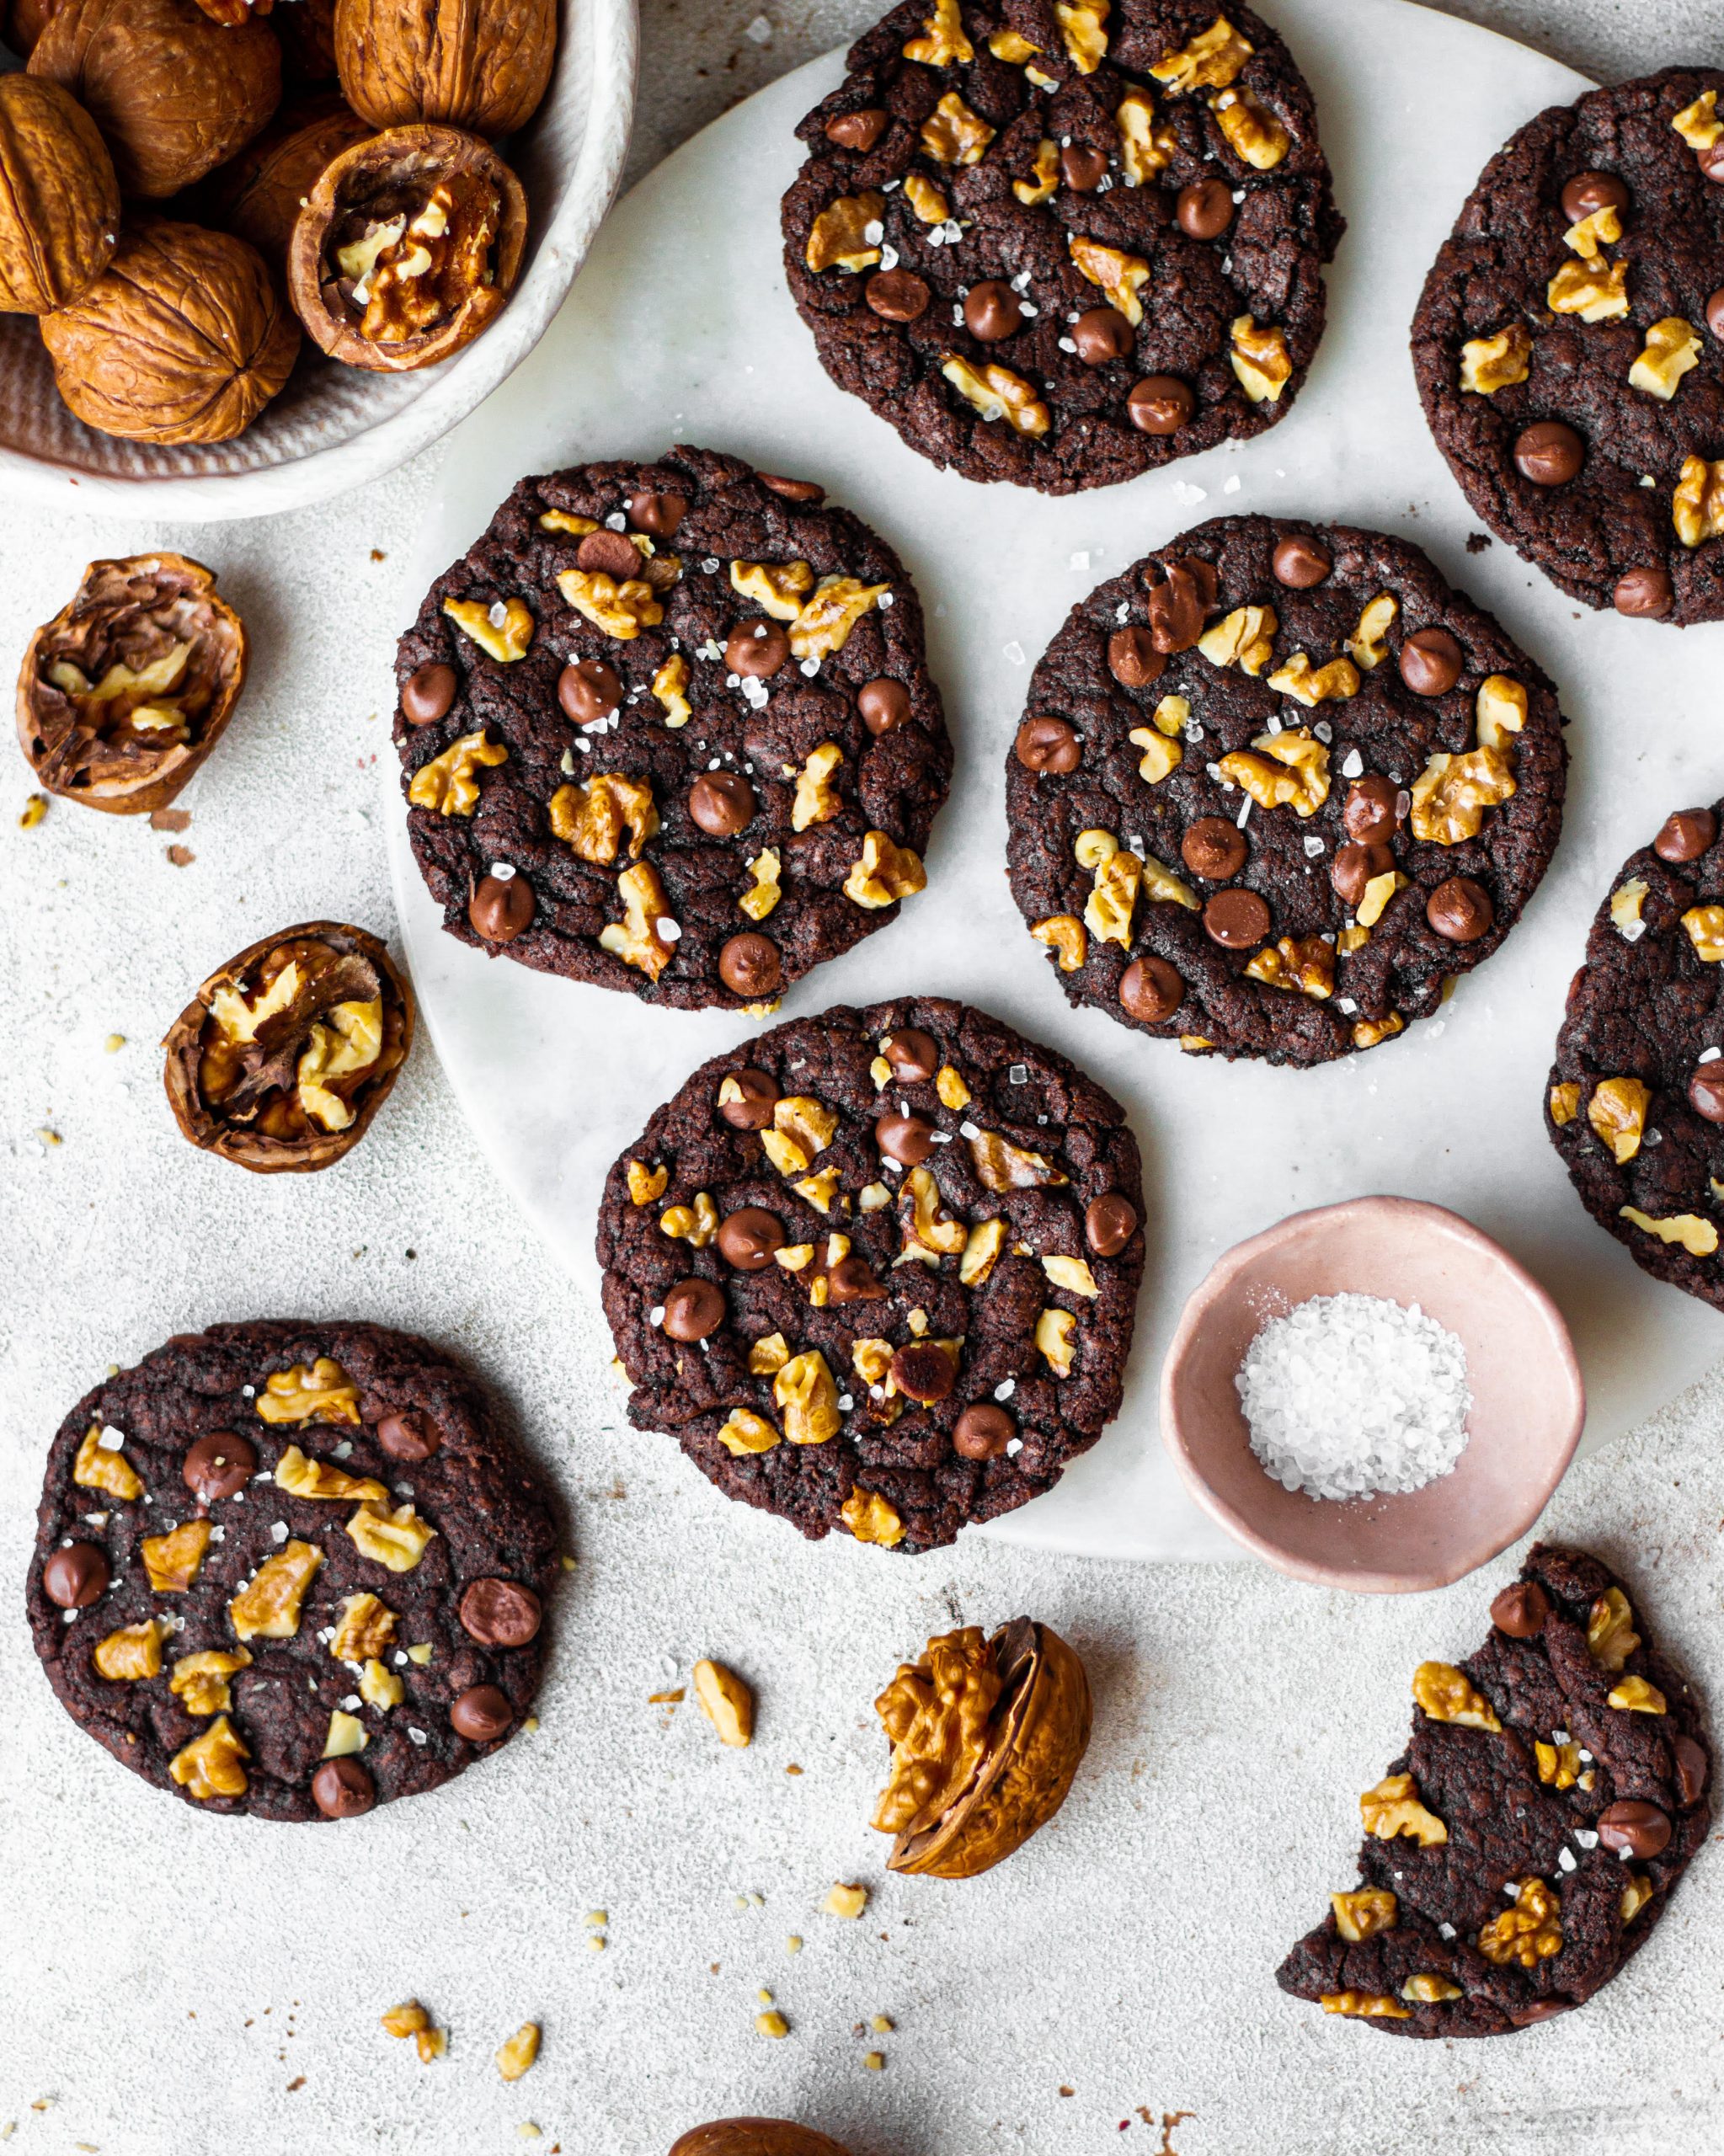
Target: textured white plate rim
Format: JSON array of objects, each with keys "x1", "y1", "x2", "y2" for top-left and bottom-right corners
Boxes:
[
  {"x1": 385, "y1": 0, "x2": 1724, "y2": 1566},
  {"x1": 0, "y1": 0, "x2": 639, "y2": 521}
]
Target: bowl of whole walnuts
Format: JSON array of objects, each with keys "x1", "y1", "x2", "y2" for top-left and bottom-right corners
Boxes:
[{"x1": 0, "y1": 0, "x2": 637, "y2": 516}]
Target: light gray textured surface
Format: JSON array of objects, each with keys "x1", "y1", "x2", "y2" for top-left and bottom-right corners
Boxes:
[{"x1": 3, "y1": 4, "x2": 1721, "y2": 2153}]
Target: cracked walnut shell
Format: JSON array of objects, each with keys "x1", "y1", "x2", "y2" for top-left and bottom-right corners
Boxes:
[
  {"x1": 873, "y1": 1616, "x2": 1092, "y2": 1878},
  {"x1": 163, "y1": 921, "x2": 414, "y2": 1172},
  {"x1": 670, "y1": 2127, "x2": 855, "y2": 2156},
  {"x1": 40, "y1": 217, "x2": 299, "y2": 445},
  {"x1": 334, "y1": 0, "x2": 555, "y2": 138},
  {"x1": 18, "y1": 552, "x2": 246, "y2": 815},
  {"x1": 289, "y1": 124, "x2": 526, "y2": 371},
  {"x1": 29, "y1": 0, "x2": 280, "y2": 199},
  {"x1": 0, "y1": 72, "x2": 120, "y2": 315}
]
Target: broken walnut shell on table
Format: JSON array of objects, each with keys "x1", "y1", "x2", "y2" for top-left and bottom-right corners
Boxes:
[
  {"x1": 163, "y1": 921, "x2": 414, "y2": 1173},
  {"x1": 40, "y1": 217, "x2": 300, "y2": 446},
  {"x1": 873, "y1": 1616, "x2": 1092, "y2": 1879},
  {"x1": 0, "y1": 72, "x2": 120, "y2": 314},
  {"x1": 28, "y1": 0, "x2": 280, "y2": 199},
  {"x1": 334, "y1": 0, "x2": 555, "y2": 138},
  {"x1": 668, "y1": 2125, "x2": 855, "y2": 2156},
  {"x1": 288, "y1": 123, "x2": 527, "y2": 372},
  {"x1": 207, "y1": 92, "x2": 372, "y2": 269},
  {"x1": 17, "y1": 552, "x2": 247, "y2": 816}
]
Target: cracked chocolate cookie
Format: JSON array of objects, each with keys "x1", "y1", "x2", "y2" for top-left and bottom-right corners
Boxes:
[
  {"x1": 26, "y1": 1321, "x2": 558, "y2": 1821},
  {"x1": 782, "y1": 0, "x2": 1341, "y2": 494},
  {"x1": 1412, "y1": 67, "x2": 1724, "y2": 626},
  {"x1": 596, "y1": 996, "x2": 1145, "y2": 1553},
  {"x1": 1278, "y1": 1545, "x2": 1711, "y2": 2037},
  {"x1": 1545, "y1": 797, "x2": 1724, "y2": 1305},
  {"x1": 392, "y1": 446, "x2": 950, "y2": 1011},
  {"x1": 1004, "y1": 514, "x2": 1567, "y2": 1065}
]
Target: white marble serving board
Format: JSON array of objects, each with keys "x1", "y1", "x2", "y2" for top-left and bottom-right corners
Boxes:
[{"x1": 385, "y1": 0, "x2": 1724, "y2": 1565}]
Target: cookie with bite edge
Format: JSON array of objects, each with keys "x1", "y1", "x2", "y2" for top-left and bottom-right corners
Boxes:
[
  {"x1": 1005, "y1": 514, "x2": 1567, "y2": 1065},
  {"x1": 392, "y1": 446, "x2": 950, "y2": 1011},
  {"x1": 596, "y1": 996, "x2": 1145, "y2": 1553},
  {"x1": 782, "y1": 0, "x2": 1342, "y2": 493}
]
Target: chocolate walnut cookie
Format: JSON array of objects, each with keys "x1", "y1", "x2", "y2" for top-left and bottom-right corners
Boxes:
[
  {"x1": 1546, "y1": 798, "x2": 1724, "y2": 1309},
  {"x1": 782, "y1": 0, "x2": 1341, "y2": 494},
  {"x1": 393, "y1": 446, "x2": 950, "y2": 1011},
  {"x1": 1278, "y1": 1545, "x2": 1711, "y2": 2036},
  {"x1": 1005, "y1": 515, "x2": 1567, "y2": 1065},
  {"x1": 27, "y1": 1322, "x2": 557, "y2": 1821},
  {"x1": 1412, "y1": 67, "x2": 1724, "y2": 627},
  {"x1": 596, "y1": 997, "x2": 1145, "y2": 1553}
]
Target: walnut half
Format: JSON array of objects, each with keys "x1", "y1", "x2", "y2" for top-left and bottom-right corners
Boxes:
[
  {"x1": 291, "y1": 124, "x2": 528, "y2": 373},
  {"x1": 18, "y1": 554, "x2": 247, "y2": 817},
  {"x1": 872, "y1": 1617, "x2": 1092, "y2": 1879},
  {"x1": 163, "y1": 921, "x2": 414, "y2": 1175}
]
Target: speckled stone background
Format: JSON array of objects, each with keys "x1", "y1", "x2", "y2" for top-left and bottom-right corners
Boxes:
[{"x1": 3, "y1": 5, "x2": 1721, "y2": 2154}]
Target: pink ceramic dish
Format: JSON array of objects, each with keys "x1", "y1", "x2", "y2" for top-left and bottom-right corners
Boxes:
[{"x1": 1160, "y1": 1196, "x2": 1584, "y2": 1593}]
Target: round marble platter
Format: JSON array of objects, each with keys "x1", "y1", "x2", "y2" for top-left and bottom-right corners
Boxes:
[{"x1": 384, "y1": 0, "x2": 1724, "y2": 1564}]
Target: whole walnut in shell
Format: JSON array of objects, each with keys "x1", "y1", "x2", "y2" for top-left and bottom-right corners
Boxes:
[
  {"x1": 40, "y1": 217, "x2": 300, "y2": 444},
  {"x1": 289, "y1": 124, "x2": 526, "y2": 371},
  {"x1": 1, "y1": 0, "x2": 62, "y2": 56},
  {"x1": 873, "y1": 1617, "x2": 1092, "y2": 1878},
  {"x1": 0, "y1": 72, "x2": 120, "y2": 313},
  {"x1": 334, "y1": 0, "x2": 554, "y2": 138},
  {"x1": 163, "y1": 921, "x2": 414, "y2": 1171},
  {"x1": 668, "y1": 2127, "x2": 854, "y2": 2156},
  {"x1": 17, "y1": 552, "x2": 246, "y2": 814},
  {"x1": 29, "y1": 0, "x2": 280, "y2": 198},
  {"x1": 208, "y1": 93, "x2": 371, "y2": 267}
]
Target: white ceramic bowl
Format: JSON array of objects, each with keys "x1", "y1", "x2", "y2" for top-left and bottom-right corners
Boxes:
[{"x1": 0, "y1": 1, "x2": 638, "y2": 520}]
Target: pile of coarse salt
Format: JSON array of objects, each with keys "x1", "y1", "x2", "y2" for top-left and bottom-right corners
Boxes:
[{"x1": 1236, "y1": 1291, "x2": 1472, "y2": 1502}]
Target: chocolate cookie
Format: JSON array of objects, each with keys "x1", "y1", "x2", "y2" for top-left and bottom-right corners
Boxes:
[
  {"x1": 595, "y1": 996, "x2": 1145, "y2": 1552},
  {"x1": 782, "y1": 0, "x2": 1342, "y2": 494},
  {"x1": 392, "y1": 446, "x2": 951, "y2": 1011},
  {"x1": 1005, "y1": 514, "x2": 1567, "y2": 1065},
  {"x1": 1545, "y1": 797, "x2": 1724, "y2": 1305},
  {"x1": 1278, "y1": 1545, "x2": 1711, "y2": 2037},
  {"x1": 26, "y1": 1321, "x2": 558, "y2": 1820},
  {"x1": 1412, "y1": 67, "x2": 1724, "y2": 626}
]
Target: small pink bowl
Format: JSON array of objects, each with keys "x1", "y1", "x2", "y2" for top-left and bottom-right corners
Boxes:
[{"x1": 1160, "y1": 1196, "x2": 1584, "y2": 1593}]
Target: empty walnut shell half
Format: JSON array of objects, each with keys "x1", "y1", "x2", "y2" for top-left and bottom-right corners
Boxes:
[
  {"x1": 40, "y1": 218, "x2": 300, "y2": 445},
  {"x1": 334, "y1": 0, "x2": 554, "y2": 139},
  {"x1": 0, "y1": 72, "x2": 120, "y2": 314},
  {"x1": 669, "y1": 2125, "x2": 854, "y2": 2156},
  {"x1": 163, "y1": 921, "x2": 414, "y2": 1172},
  {"x1": 288, "y1": 124, "x2": 526, "y2": 371},
  {"x1": 207, "y1": 93, "x2": 371, "y2": 269},
  {"x1": 29, "y1": 0, "x2": 280, "y2": 199},
  {"x1": 873, "y1": 1616, "x2": 1092, "y2": 1879},
  {"x1": 18, "y1": 553, "x2": 247, "y2": 815}
]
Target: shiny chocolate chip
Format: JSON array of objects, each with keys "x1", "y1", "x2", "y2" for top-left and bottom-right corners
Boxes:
[
  {"x1": 1688, "y1": 1066, "x2": 1724, "y2": 1123},
  {"x1": 470, "y1": 871, "x2": 535, "y2": 944},
  {"x1": 1118, "y1": 955, "x2": 1182, "y2": 1022},
  {"x1": 1182, "y1": 816, "x2": 1247, "y2": 881},
  {"x1": 1489, "y1": 1580, "x2": 1550, "y2": 1638},
  {"x1": 1708, "y1": 288, "x2": 1724, "y2": 343},
  {"x1": 689, "y1": 771, "x2": 755, "y2": 836},
  {"x1": 1204, "y1": 888, "x2": 1271, "y2": 948},
  {"x1": 1426, "y1": 876, "x2": 1494, "y2": 943},
  {"x1": 1146, "y1": 558, "x2": 1217, "y2": 652},
  {"x1": 1330, "y1": 841, "x2": 1390, "y2": 910},
  {"x1": 717, "y1": 1068, "x2": 777, "y2": 1129},
  {"x1": 1060, "y1": 142, "x2": 1108, "y2": 190},
  {"x1": 866, "y1": 269, "x2": 931, "y2": 322},
  {"x1": 1108, "y1": 625, "x2": 1164, "y2": 688},
  {"x1": 43, "y1": 1541, "x2": 109, "y2": 1608},
  {"x1": 964, "y1": 280, "x2": 1022, "y2": 341},
  {"x1": 575, "y1": 529, "x2": 643, "y2": 580},
  {"x1": 1072, "y1": 307, "x2": 1133, "y2": 366},
  {"x1": 1271, "y1": 534, "x2": 1332, "y2": 588},
  {"x1": 1614, "y1": 565, "x2": 1674, "y2": 618},
  {"x1": 1128, "y1": 375, "x2": 1194, "y2": 435},
  {"x1": 827, "y1": 1254, "x2": 887, "y2": 1303},
  {"x1": 1597, "y1": 1800, "x2": 1672, "y2": 1860},
  {"x1": 1400, "y1": 627, "x2": 1465, "y2": 696},
  {"x1": 1561, "y1": 169, "x2": 1628, "y2": 222},
  {"x1": 558, "y1": 657, "x2": 622, "y2": 725},
  {"x1": 183, "y1": 1430, "x2": 257, "y2": 1503},
  {"x1": 826, "y1": 106, "x2": 888, "y2": 152},
  {"x1": 662, "y1": 1278, "x2": 726, "y2": 1342},
  {"x1": 628, "y1": 489, "x2": 686, "y2": 536},
  {"x1": 1085, "y1": 1193, "x2": 1137, "y2": 1256},
  {"x1": 1673, "y1": 1732, "x2": 1709, "y2": 1805},
  {"x1": 875, "y1": 1110, "x2": 935, "y2": 1166},
  {"x1": 1513, "y1": 419, "x2": 1584, "y2": 486},
  {"x1": 376, "y1": 1411, "x2": 439, "y2": 1463},
  {"x1": 718, "y1": 933, "x2": 782, "y2": 998},
  {"x1": 883, "y1": 1027, "x2": 939, "y2": 1081},
  {"x1": 1176, "y1": 176, "x2": 1233, "y2": 238},
  {"x1": 953, "y1": 1402, "x2": 1014, "y2": 1460},
  {"x1": 402, "y1": 661, "x2": 456, "y2": 725},
  {"x1": 725, "y1": 619, "x2": 789, "y2": 677},
  {"x1": 890, "y1": 1341, "x2": 955, "y2": 1404},
  {"x1": 450, "y1": 1684, "x2": 514, "y2": 1742},
  {"x1": 312, "y1": 1757, "x2": 375, "y2": 1818},
  {"x1": 1016, "y1": 714, "x2": 1081, "y2": 773},
  {"x1": 859, "y1": 677, "x2": 911, "y2": 734},
  {"x1": 716, "y1": 1207, "x2": 786, "y2": 1271},
  {"x1": 1343, "y1": 774, "x2": 1401, "y2": 841},
  {"x1": 1654, "y1": 808, "x2": 1716, "y2": 862},
  {"x1": 459, "y1": 1577, "x2": 543, "y2": 1648}
]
